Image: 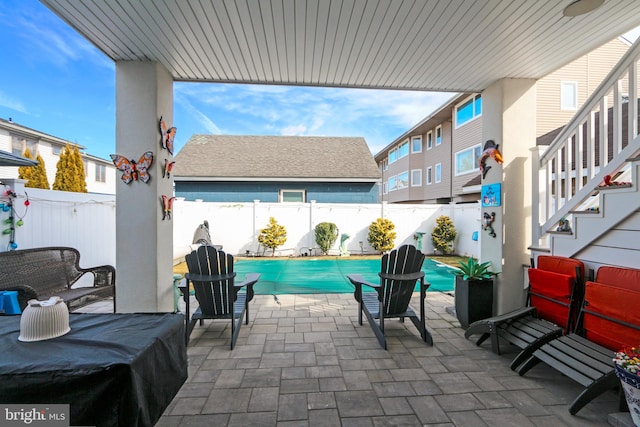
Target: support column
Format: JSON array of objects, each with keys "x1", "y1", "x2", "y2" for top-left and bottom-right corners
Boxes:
[
  {"x1": 481, "y1": 78, "x2": 536, "y2": 314},
  {"x1": 115, "y1": 61, "x2": 174, "y2": 312}
]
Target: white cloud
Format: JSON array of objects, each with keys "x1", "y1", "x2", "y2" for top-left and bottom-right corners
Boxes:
[
  {"x1": 0, "y1": 91, "x2": 28, "y2": 113},
  {"x1": 281, "y1": 124, "x2": 308, "y2": 135},
  {"x1": 175, "y1": 82, "x2": 457, "y2": 155}
]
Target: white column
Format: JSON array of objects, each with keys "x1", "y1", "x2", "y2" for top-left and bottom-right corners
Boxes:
[
  {"x1": 481, "y1": 78, "x2": 536, "y2": 314},
  {"x1": 115, "y1": 61, "x2": 174, "y2": 312}
]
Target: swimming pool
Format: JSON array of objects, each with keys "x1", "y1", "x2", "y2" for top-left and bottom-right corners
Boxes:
[{"x1": 232, "y1": 257, "x2": 457, "y2": 295}]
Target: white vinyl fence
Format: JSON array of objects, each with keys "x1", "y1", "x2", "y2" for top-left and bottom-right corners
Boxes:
[
  {"x1": 173, "y1": 199, "x2": 482, "y2": 261},
  {"x1": 0, "y1": 180, "x2": 481, "y2": 268}
]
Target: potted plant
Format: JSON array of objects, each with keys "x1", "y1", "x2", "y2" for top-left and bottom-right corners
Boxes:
[
  {"x1": 613, "y1": 345, "x2": 640, "y2": 425},
  {"x1": 454, "y1": 258, "x2": 498, "y2": 329}
]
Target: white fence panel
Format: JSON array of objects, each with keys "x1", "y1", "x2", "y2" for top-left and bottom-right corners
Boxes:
[
  {"x1": 0, "y1": 181, "x2": 116, "y2": 268},
  {"x1": 0, "y1": 180, "x2": 480, "y2": 269},
  {"x1": 172, "y1": 199, "x2": 480, "y2": 260}
]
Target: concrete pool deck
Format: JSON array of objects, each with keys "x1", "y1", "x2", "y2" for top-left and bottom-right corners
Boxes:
[{"x1": 77, "y1": 293, "x2": 633, "y2": 426}]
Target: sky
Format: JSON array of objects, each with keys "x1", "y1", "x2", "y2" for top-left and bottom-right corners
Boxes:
[{"x1": 0, "y1": 0, "x2": 455, "y2": 160}]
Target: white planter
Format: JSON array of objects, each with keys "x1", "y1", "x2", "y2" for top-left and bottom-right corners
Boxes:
[{"x1": 615, "y1": 365, "x2": 640, "y2": 426}]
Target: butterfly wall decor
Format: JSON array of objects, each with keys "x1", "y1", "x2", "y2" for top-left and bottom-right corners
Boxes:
[
  {"x1": 159, "y1": 116, "x2": 176, "y2": 155},
  {"x1": 110, "y1": 151, "x2": 154, "y2": 184},
  {"x1": 163, "y1": 159, "x2": 176, "y2": 178},
  {"x1": 161, "y1": 195, "x2": 175, "y2": 220}
]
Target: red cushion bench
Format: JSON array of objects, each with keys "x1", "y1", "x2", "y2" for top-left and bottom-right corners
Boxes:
[
  {"x1": 465, "y1": 255, "x2": 584, "y2": 363},
  {"x1": 513, "y1": 265, "x2": 640, "y2": 415}
]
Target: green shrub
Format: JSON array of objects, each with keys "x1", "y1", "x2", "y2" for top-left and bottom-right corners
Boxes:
[
  {"x1": 367, "y1": 218, "x2": 396, "y2": 254},
  {"x1": 258, "y1": 217, "x2": 287, "y2": 256},
  {"x1": 314, "y1": 222, "x2": 339, "y2": 255},
  {"x1": 431, "y1": 215, "x2": 457, "y2": 255}
]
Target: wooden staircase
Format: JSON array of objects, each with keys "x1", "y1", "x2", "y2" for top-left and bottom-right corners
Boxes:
[{"x1": 531, "y1": 37, "x2": 640, "y2": 263}]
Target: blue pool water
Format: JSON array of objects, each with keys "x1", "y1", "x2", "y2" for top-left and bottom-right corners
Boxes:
[{"x1": 232, "y1": 257, "x2": 457, "y2": 295}]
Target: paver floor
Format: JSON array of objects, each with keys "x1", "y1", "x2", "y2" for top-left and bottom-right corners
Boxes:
[{"x1": 78, "y1": 293, "x2": 631, "y2": 426}]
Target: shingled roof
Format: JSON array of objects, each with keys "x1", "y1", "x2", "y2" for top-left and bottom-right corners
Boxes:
[{"x1": 173, "y1": 135, "x2": 380, "y2": 181}]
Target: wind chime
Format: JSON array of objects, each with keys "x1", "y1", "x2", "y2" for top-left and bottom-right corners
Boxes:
[{"x1": 0, "y1": 183, "x2": 30, "y2": 250}]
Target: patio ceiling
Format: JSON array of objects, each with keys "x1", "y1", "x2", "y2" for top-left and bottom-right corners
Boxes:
[{"x1": 41, "y1": 0, "x2": 640, "y2": 93}]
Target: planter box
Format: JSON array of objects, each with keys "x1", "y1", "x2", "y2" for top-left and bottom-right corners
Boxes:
[{"x1": 454, "y1": 276, "x2": 494, "y2": 329}]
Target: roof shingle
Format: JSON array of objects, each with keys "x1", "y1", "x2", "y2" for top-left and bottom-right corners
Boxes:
[{"x1": 173, "y1": 135, "x2": 381, "y2": 180}]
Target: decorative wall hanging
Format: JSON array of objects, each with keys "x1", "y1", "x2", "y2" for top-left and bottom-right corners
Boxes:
[
  {"x1": 482, "y1": 212, "x2": 497, "y2": 238},
  {"x1": 159, "y1": 116, "x2": 176, "y2": 155},
  {"x1": 0, "y1": 183, "x2": 29, "y2": 250},
  {"x1": 110, "y1": 151, "x2": 154, "y2": 184},
  {"x1": 161, "y1": 195, "x2": 175, "y2": 220},
  {"x1": 481, "y1": 183, "x2": 501, "y2": 207},
  {"x1": 479, "y1": 140, "x2": 504, "y2": 180},
  {"x1": 163, "y1": 159, "x2": 176, "y2": 179},
  {"x1": 556, "y1": 217, "x2": 572, "y2": 233}
]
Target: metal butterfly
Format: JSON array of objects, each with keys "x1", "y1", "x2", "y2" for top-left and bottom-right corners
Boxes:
[
  {"x1": 110, "y1": 151, "x2": 154, "y2": 184},
  {"x1": 161, "y1": 195, "x2": 176, "y2": 220},
  {"x1": 159, "y1": 116, "x2": 176, "y2": 155},
  {"x1": 163, "y1": 158, "x2": 176, "y2": 178}
]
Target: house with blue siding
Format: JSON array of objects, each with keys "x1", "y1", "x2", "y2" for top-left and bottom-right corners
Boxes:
[{"x1": 173, "y1": 135, "x2": 381, "y2": 203}]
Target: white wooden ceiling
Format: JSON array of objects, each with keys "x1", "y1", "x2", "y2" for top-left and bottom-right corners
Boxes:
[{"x1": 41, "y1": 0, "x2": 640, "y2": 92}]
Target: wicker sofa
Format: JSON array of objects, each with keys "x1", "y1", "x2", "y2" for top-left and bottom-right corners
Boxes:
[{"x1": 0, "y1": 247, "x2": 115, "y2": 311}]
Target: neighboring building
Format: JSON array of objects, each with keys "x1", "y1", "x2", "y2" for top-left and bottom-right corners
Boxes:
[
  {"x1": 376, "y1": 37, "x2": 631, "y2": 204},
  {"x1": 0, "y1": 118, "x2": 116, "y2": 194},
  {"x1": 173, "y1": 135, "x2": 381, "y2": 203}
]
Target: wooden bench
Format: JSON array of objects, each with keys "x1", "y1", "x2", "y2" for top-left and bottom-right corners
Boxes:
[
  {"x1": 0, "y1": 247, "x2": 115, "y2": 311},
  {"x1": 465, "y1": 255, "x2": 584, "y2": 367},
  {"x1": 513, "y1": 266, "x2": 640, "y2": 415}
]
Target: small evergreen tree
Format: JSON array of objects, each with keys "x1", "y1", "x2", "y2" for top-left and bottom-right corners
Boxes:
[
  {"x1": 431, "y1": 215, "x2": 457, "y2": 255},
  {"x1": 72, "y1": 145, "x2": 88, "y2": 193},
  {"x1": 18, "y1": 148, "x2": 35, "y2": 183},
  {"x1": 258, "y1": 217, "x2": 287, "y2": 256},
  {"x1": 367, "y1": 218, "x2": 396, "y2": 254},
  {"x1": 314, "y1": 222, "x2": 339, "y2": 255},
  {"x1": 30, "y1": 154, "x2": 50, "y2": 189},
  {"x1": 53, "y1": 144, "x2": 87, "y2": 193}
]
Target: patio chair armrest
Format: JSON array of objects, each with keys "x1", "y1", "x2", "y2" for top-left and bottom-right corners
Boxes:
[
  {"x1": 185, "y1": 272, "x2": 237, "y2": 282},
  {"x1": 346, "y1": 274, "x2": 380, "y2": 289},
  {"x1": 235, "y1": 273, "x2": 261, "y2": 289},
  {"x1": 379, "y1": 271, "x2": 425, "y2": 281},
  {"x1": 234, "y1": 273, "x2": 260, "y2": 303},
  {"x1": 78, "y1": 264, "x2": 116, "y2": 287}
]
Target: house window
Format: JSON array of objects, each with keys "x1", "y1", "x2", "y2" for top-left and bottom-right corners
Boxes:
[
  {"x1": 426, "y1": 132, "x2": 433, "y2": 150},
  {"x1": 455, "y1": 94, "x2": 482, "y2": 127},
  {"x1": 280, "y1": 189, "x2": 305, "y2": 202},
  {"x1": 561, "y1": 81, "x2": 578, "y2": 110},
  {"x1": 435, "y1": 163, "x2": 442, "y2": 183},
  {"x1": 389, "y1": 148, "x2": 398, "y2": 164},
  {"x1": 388, "y1": 175, "x2": 397, "y2": 191},
  {"x1": 411, "y1": 136, "x2": 422, "y2": 153},
  {"x1": 398, "y1": 140, "x2": 409, "y2": 158},
  {"x1": 52, "y1": 145, "x2": 61, "y2": 155},
  {"x1": 455, "y1": 144, "x2": 482, "y2": 175},
  {"x1": 11, "y1": 134, "x2": 37, "y2": 156},
  {"x1": 436, "y1": 126, "x2": 442, "y2": 145},
  {"x1": 382, "y1": 158, "x2": 388, "y2": 171},
  {"x1": 426, "y1": 166, "x2": 432, "y2": 185},
  {"x1": 95, "y1": 164, "x2": 106, "y2": 182},
  {"x1": 397, "y1": 171, "x2": 409, "y2": 189},
  {"x1": 411, "y1": 169, "x2": 422, "y2": 187}
]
